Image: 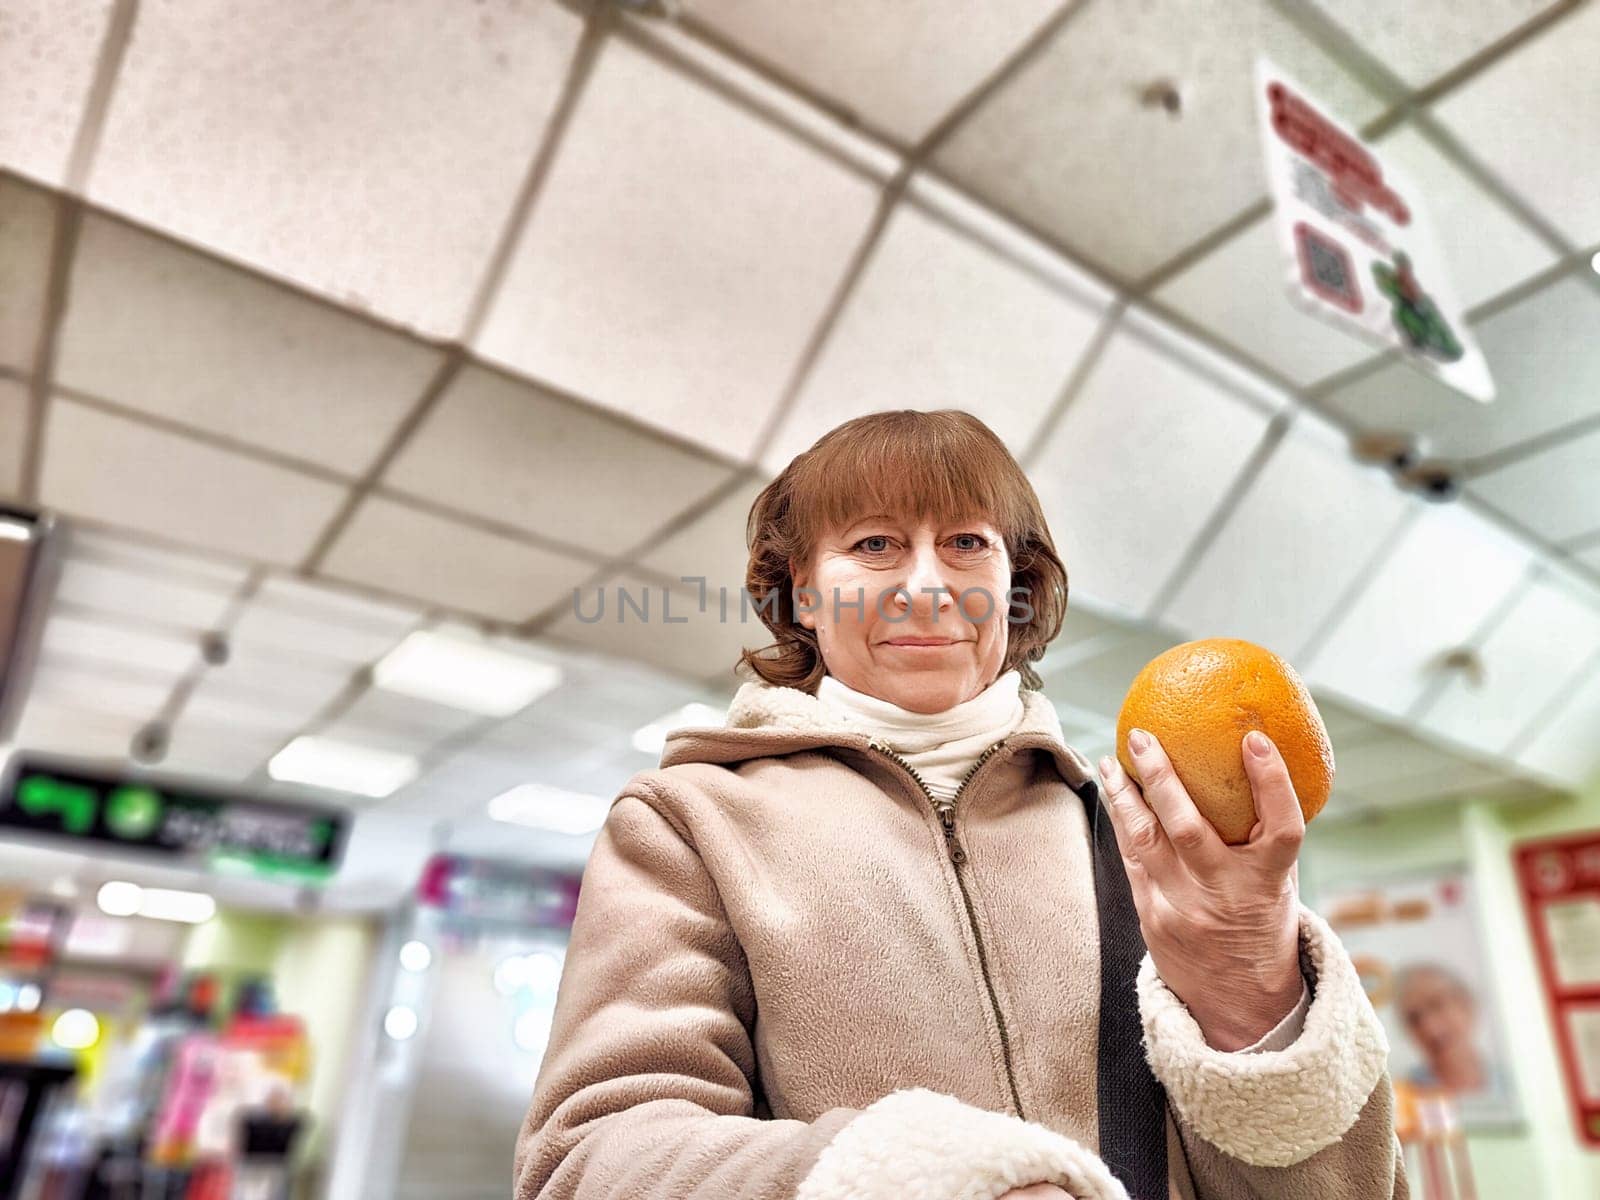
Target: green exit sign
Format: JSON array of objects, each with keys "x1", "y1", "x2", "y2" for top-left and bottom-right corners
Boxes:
[{"x1": 1, "y1": 755, "x2": 347, "y2": 883}]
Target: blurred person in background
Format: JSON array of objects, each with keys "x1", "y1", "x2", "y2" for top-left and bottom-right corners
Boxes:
[
  {"x1": 514, "y1": 410, "x2": 1405, "y2": 1200},
  {"x1": 1395, "y1": 961, "x2": 1490, "y2": 1095}
]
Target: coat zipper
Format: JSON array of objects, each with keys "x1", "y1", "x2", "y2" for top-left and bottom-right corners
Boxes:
[{"x1": 866, "y1": 737, "x2": 1027, "y2": 1120}]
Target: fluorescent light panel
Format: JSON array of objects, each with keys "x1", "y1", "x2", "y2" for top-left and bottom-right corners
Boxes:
[
  {"x1": 372, "y1": 630, "x2": 564, "y2": 717},
  {"x1": 96, "y1": 880, "x2": 216, "y2": 924},
  {"x1": 269, "y1": 735, "x2": 419, "y2": 798},
  {"x1": 488, "y1": 783, "x2": 611, "y2": 835},
  {"x1": 631, "y1": 703, "x2": 727, "y2": 755}
]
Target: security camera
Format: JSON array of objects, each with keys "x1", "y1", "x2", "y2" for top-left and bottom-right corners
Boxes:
[
  {"x1": 1399, "y1": 461, "x2": 1461, "y2": 503},
  {"x1": 200, "y1": 631, "x2": 229, "y2": 666},
  {"x1": 1350, "y1": 431, "x2": 1424, "y2": 473},
  {"x1": 132, "y1": 723, "x2": 169, "y2": 763}
]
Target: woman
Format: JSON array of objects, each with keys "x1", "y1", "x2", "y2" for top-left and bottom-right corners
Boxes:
[{"x1": 514, "y1": 411, "x2": 1405, "y2": 1200}]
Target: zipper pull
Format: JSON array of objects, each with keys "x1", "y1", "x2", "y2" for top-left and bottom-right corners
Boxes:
[{"x1": 935, "y1": 802, "x2": 967, "y2": 865}]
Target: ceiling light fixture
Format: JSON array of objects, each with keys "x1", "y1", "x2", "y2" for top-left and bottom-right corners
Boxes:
[
  {"x1": 97, "y1": 880, "x2": 216, "y2": 924},
  {"x1": 631, "y1": 703, "x2": 727, "y2": 755},
  {"x1": 487, "y1": 783, "x2": 611, "y2": 836},
  {"x1": 0, "y1": 519, "x2": 33, "y2": 543},
  {"x1": 268, "y1": 736, "x2": 418, "y2": 798},
  {"x1": 372, "y1": 630, "x2": 564, "y2": 717}
]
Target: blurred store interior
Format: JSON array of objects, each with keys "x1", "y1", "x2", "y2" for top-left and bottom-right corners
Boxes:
[{"x1": 2, "y1": 1, "x2": 1600, "y2": 1197}]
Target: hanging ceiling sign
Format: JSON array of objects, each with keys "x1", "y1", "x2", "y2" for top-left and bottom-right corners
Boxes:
[
  {"x1": 1255, "y1": 58, "x2": 1495, "y2": 402},
  {"x1": 0, "y1": 755, "x2": 348, "y2": 883}
]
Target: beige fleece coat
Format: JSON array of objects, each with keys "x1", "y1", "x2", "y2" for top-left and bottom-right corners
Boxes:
[{"x1": 514, "y1": 679, "x2": 1409, "y2": 1200}]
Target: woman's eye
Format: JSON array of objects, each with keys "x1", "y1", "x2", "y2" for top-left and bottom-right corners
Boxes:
[
  {"x1": 950, "y1": 533, "x2": 991, "y2": 554},
  {"x1": 854, "y1": 535, "x2": 893, "y2": 555}
]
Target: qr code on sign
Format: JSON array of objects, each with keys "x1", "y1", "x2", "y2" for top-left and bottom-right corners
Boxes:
[{"x1": 1294, "y1": 221, "x2": 1362, "y2": 314}]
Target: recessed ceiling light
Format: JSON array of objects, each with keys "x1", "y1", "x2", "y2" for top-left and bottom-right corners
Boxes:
[
  {"x1": 97, "y1": 880, "x2": 216, "y2": 924},
  {"x1": 269, "y1": 736, "x2": 419, "y2": 798},
  {"x1": 399, "y1": 940, "x2": 432, "y2": 972},
  {"x1": 1592, "y1": 249, "x2": 1600, "y2": 275},
  {"x1": 96, "y1": 880, "x2": 142, "y2": 917},
  {"x1": 372, "y1": 630, "x2": 563, "y2": 717},
  {"x1": 139, "y1": 887, "x2": 217, "y2": 924},
  {"x1": 487, "y1": 783, "x2": 611, "y2": 835},
  {"x1": 631, "y1": 702, "x2": 727, "y2": 755},
  {"x1": 0, "y1": 519, "x2": 33, "y2": 543}
]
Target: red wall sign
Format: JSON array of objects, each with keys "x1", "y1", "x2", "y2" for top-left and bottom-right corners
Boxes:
[{"x1": 1514, "y1": 833, "x2": 1600, "y2": 1147}]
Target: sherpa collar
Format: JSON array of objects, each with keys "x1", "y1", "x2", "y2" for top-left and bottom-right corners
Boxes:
[{"x1": 659, "y1": 678, "x2": 1100, "y2": 794}]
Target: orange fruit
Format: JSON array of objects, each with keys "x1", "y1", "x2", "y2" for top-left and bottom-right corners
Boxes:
[{"x1": 1114, "y1": 637, "x2": 1333, "y2": 844}]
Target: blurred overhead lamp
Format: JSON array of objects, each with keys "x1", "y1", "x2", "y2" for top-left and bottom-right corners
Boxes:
[
  {"x1": 268, "y1": 736, "x2": 418, "y2": 798},
  {"x1": 488, "y1": 784, "x2": 610, "y2": 836},
  {"x1": 372, "y1": 630, "x2": 563, "y2": 717}
]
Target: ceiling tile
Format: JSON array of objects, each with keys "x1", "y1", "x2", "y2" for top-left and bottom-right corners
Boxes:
[
  {"x1": 1418, "y1": 567, "x2": 1600, "y2": 753},
  {"x1": 229, "y1": 575, "x2": 420, "y2": 665},
  {"x1": 1313, "y1": 694, "x2": 1392, "y2": 749},
  {"x1": 185, "y1": 648, "x2": 353, "y2": 720},
  {"x1": 1517, "y1": 662, "x2": 1600, "y2": 789},
  {"x1": 385, "y1": 365, "x2": 731, "y2": 558},
  {"x1": 179, "y1": 679, "x2": 320, "y2": 740},
  {"x1": 1431, "y1": 3, "x2": 1600, "y2": 245},
  {"x1": 0, "y1": 174, "x2": 55, "y2": 370},
  {"x1": 1029, "y1": 313, "x2": 1277, "y2": 620},
  {"x1": 1303, "y1": 502, "x2": 1533, "y2": 719},
  {"x1": 12, "y1": 700, "x2": 144, "y2": 760},
  {"x1": 475, "y1": 36, "x2": 882, "y2": 462},
  {"x1": 1160, "y1": 411, "x2": 1414, "y2": 662},
  {"x1": 1574, "y1": 543, "x2": 1600, "y2": 574},
  {"x1": 683, "y1": 0, "x2": 1062, "y2": 144},
  {"x1": 635, "y1": 474, "x2": 769, "y2": 601},
  {"x1": 1317, "y1": 276, "x2": 1600, "y2": 462},
  {"x1": 495, "y1": 655, "x2": 716, "y2": 746},
  {"x1": 933, "y1": 0, "x2": 1386, "y2": 280},
  {"x1": 1332, "y1": 729, "x2": 1509, "y2": 799},
  {"x1": 157, "y1": 724, "x2": 288, "y2": 784},
  {"x1": 0, "y1": 0, "x2": 113, "y2": 184},
  {"x1": 65, "y1": 526, "x2": 253, "y2": 589},
  {"x1": 39, "y1": 398, "x2": 349, "y2": 565},
  {"x1": 1370, "y1": 123, "x2": 1559, "y2": 309},
  {"x1": 29, "y1": 655, "x2": 171, "y2": 720},
  {"x1": 54, "y1": 556, "x2": 238, "y2": 631},
  {"x1": 1469, "y1": 423, "x2": 1600, "y2": 545},
  {"x1": 543, "y1": 570, "x2": 765, "y2": 687},
  {"x1": 40, "y1": 610, "x2": 197, "y2": 676},
  {"x1": 1151, "y1": 217, "x2": 1384, "y2": 386},
  {"x1": 0, "y1": 377, "x2": 27, "y2": 498},
  {"x1": 54, "y1": 215, "x2": 443, "y2": 475},
  {"x1": 334, "y1": 687, "x2": 486, "y2": 746},
  {"x1": 86, "y1": 0, "x2": 585, "y2": 336},
  {"x1": 1307, "y1": 1, "x2": 1563, "y2": 89},
  {"x1": 1044, "y1": 626, "x2": 1183, "y2": 722},
  {"x1": 761, "y1": 193, "x2": 1108, "y2": 473},
  {"x1": 319, "y1": 495, "x2": 595, "y2": 624}
]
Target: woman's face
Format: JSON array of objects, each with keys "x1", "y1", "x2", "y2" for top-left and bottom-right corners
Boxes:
[{"x1": 792, "y1": 513, "x2": 1012, "y2": 713}]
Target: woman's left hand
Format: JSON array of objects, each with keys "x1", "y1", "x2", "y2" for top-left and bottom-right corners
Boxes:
[{"x1": 1097, "y1": 727, "x2": 1305, "y2": 1052}]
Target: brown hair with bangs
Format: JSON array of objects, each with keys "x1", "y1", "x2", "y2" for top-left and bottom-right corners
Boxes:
[{"x1": 737, "y1": 409, "x2": 1068, "y2": 694}]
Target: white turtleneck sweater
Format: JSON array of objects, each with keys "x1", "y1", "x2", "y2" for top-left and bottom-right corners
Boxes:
[
  {"x1": 816, "y1": 668, "x2": 1026, "y2": 801},
  {"x1": 813, "y1": 665, "x2": 1310, "y2": 1054}
]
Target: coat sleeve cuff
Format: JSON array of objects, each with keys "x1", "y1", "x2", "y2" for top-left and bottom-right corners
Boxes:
[
  {"x1": 1137, "y1": 903, "x2": 1390, "y2": 1168},
  {"x1": 1239, "y1": 976, "x2": 1310, "y2": 1054},
  {"x1": 793, "y1": 1087, "x2": 1129, "y2": 1200}
]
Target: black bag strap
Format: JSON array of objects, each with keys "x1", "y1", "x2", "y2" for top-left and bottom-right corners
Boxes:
[{"x1": 1077, "y1": 777, "x2": 1170, "y2": 1200}]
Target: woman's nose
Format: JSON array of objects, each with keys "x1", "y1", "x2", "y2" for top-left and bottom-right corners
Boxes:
[{"x1": 898, "y1": 549, "x2": 958, "y2": 615}]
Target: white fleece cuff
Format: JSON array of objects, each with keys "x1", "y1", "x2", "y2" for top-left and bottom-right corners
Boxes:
[
  {"x1": 1137, "y1": 903, "x2": 1389, "y2": 1169},
  {"x1": 794, "y1": 1087, "x2": 1129, "y2": 1200}
]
